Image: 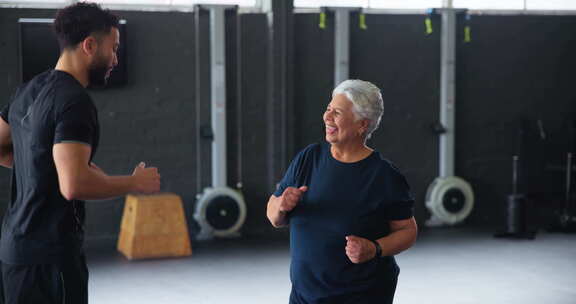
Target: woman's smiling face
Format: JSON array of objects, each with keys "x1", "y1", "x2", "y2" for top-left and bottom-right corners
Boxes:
[{"x1": 323, "y1": 93, "x2": 366, "y2": 146}]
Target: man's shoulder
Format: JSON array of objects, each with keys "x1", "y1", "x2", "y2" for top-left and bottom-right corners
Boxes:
[
  {"x1": 12, "y1": 70, "x2": 53, "y2": 100},
  {"x1": 53, "y1": 75, "x2": 90, "y2": 104},
  {"x1": 17, "y1": 70, "x2": 90, "y2": 107},
  {"x1": 51, "y1": 82, "x2": 94, "y2": 114},
  {"x1": 56, "y1": 89, "x2": 93, "y2": 109}
]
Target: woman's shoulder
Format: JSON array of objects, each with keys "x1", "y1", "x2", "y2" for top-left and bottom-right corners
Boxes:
[
  {"x1": 372, "y1": 153, "x2": 408, "y2": 179},
  {"x1": 297, "y1": 142, "x2": 325, "y2": 157}
]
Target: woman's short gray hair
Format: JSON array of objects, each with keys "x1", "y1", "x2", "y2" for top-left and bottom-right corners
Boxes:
[{"x1": 332, "y1": 79, "x2": 384, "y2": 139}]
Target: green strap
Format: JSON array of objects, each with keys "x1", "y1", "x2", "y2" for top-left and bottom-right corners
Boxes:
[
  {"x1": 319, "y1": 12, "x2": 326, "y2": 29},
  {"x1": 425, "y1": 17, "x2": 433, "y2": 35},
  {"x1": 464, "y1": 25, "x2": 471, "y2": 43},
  {"x1": 359, "y1": 13, "x2": 367, "y2": 30}
]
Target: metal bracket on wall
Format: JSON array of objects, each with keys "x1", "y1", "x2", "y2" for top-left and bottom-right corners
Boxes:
[
  {"x1": 321, "y1": 6, "x2": 361, "y2": 86},
  {"x1": 194, "y1": 5, "x2": 246, "y2": 240},
  {"x1": 209, "y1": 6, "x2": 228, "y2": 188},
  {"x1": 439, "y1": 8, "x2": 456, "y2": 178},
  {"x1": 426, "y1": 7, "x2": 475, "y2": 227}
]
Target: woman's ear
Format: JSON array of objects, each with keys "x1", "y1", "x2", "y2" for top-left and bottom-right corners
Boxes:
[
  {"x1": 363, "y1": 119, "x2": 370, "y2": 129},
  {"x1": 358, "y1": 119, "x2": 370, "y2": 136}
]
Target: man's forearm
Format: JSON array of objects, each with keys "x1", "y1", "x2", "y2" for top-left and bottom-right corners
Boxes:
[{"x1": 62, "y1": 167, "x2": 136, "y2": 201}]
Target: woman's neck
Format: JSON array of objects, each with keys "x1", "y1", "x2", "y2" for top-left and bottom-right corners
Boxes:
[{"x1": 330, "y1": 142, "x2": 373, "y2": 163}]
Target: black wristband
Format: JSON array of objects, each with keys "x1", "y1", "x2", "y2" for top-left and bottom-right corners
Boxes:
[{"x1": 371, "y1": 239, "x2": 382, "y2": 259}]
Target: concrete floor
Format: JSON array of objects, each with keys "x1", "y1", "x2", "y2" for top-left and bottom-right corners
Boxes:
[{"x1": 86, "y1": 229, "x2": 576, "y2": 304}]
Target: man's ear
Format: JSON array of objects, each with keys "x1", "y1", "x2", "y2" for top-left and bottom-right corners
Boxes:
[{"x1": 80, "y1": 36, "x2": 98, "y2": 57}]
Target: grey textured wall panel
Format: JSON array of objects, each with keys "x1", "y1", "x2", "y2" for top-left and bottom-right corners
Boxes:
[
  {"x1": 1, "y1": 8, "x2": 575, "y2": 240},
  {"x1": 456, "y1": 15, "x2": 576, "y2": 228}
]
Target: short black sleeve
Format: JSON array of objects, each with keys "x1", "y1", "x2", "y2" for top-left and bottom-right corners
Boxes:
[
  {"x1": 381, "y1": 167, "x2": 415, "y2": 221},
  {"x1": 0, "y1": 102, "x2": 9, "y2": 124},
  {"x1": 0, "y1": 87, "x2": 19, "y2": 124},
  {"x1": 54, "y1": 100, "x2": 97, "y2": 146}
]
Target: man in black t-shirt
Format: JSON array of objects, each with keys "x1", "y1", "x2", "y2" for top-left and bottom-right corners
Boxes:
[{"x1": 0, "y1": 3, "x2": 160, "y2": 304}]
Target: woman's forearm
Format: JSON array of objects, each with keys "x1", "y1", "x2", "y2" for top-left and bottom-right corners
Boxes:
[
  {"x1": 377, "y1": 217, "x2": 418, "y2": 256},
  {"x1": 266, "y1": 195, "x2": 288, "y2": 228}
]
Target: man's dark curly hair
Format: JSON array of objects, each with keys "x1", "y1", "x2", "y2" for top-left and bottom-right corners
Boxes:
[{"x1": 53, "y1": 2, "x2": 119, "y2": 51}]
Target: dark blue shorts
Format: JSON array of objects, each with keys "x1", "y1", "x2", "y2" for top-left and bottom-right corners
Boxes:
[{"x1": 289, "y1": 276, "x2": 398, "y2": 304}]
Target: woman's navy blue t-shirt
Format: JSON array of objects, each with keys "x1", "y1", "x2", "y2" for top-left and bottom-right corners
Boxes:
[{"x1": 274, "y1": 143, "x2": 414, "y2": 301}]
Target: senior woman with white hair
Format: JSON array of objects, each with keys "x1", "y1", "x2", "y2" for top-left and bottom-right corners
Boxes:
[{"x1": 267, "y1": 79, "x2": 418, "y2": 304}]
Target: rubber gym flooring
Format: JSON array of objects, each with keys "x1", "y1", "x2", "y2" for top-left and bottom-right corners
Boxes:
[{"x1": 86, "y1": 228, "x2": 576, "y2": 304}]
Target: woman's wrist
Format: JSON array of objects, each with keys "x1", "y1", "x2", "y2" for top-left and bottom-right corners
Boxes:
[{"x1": 371, "y1": 239, "x2": 382, "y2": 259}]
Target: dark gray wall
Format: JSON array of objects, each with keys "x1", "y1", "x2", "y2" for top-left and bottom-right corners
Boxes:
[
  {"x1": 456, "y1": 15, "x2": 576, "y2": 227},
  {"x1": 235, "y1": 14, "x2": 277, "y2": 236},
  {"x1": 293, "y1": 12, "x2": 576, "y2": 229},
  {"x1": 293, "y1": 13, "x2": 441, "y2": 224},
  {"x1": 1, "y1": 8, "x2": 575, "y2": 242},
  {"x1": 90, "y1": 10, "x2": 199, "y2": 240},
  {"x1": 0, "y1": 8, "x2": 273, "y2": 240}
]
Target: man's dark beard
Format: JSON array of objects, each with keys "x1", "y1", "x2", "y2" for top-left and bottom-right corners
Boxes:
[{"x1": 88, "y1": 55, "x2": 109, "y2": 88}]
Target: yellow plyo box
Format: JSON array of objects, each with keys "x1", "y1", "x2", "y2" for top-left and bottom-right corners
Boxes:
[{"x1": 118, "y1": 193, "x2": 192, "y2": 260}]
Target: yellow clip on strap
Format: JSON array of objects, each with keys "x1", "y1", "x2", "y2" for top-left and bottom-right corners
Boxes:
[
  {"x1": 319, "y1": 12, "x2": 326, "y2": 29},
  {"x1": 359, "y1": 13, "x2": 367, "y2": 30},
  {"x1": 464, "y1": 25, "x2": 471, "y2": 43},
  {"x1": 425, "y1": 17, "x2": 433, "y2": 35}
]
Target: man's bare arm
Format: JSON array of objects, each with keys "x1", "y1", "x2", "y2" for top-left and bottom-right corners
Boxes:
[{"x1": 53, "y1": 143, "x2": 160, "y2": 200}]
